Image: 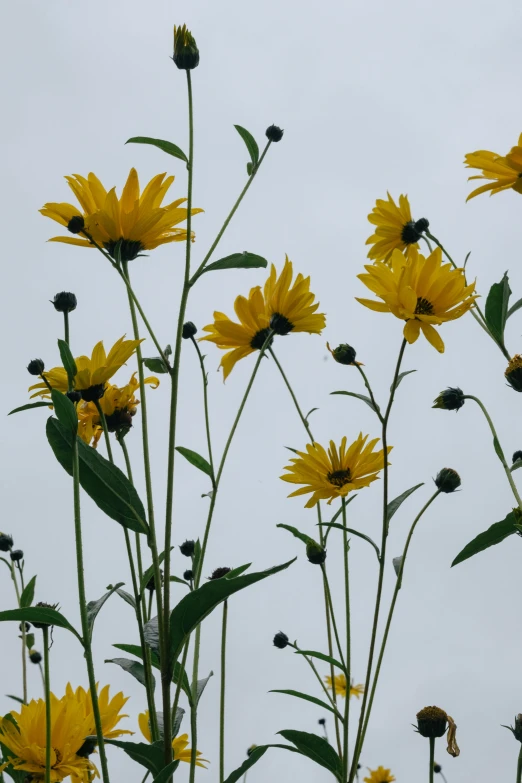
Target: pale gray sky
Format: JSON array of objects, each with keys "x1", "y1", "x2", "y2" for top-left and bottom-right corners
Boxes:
[{"x1": 2, "y1": 1, "x2": 522, "y2": 781}]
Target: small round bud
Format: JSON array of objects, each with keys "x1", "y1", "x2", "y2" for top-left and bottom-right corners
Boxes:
[
  {"x1": 506, "y1": 355, "x2": 522, "y2": 392},
  {"x1": 416, "y1": 706, "x2": 448, "y2": 738},
  {"x1": 52, "y1": 292, "x2": 77, "y2": 313},
  {"x1": 67, "y1": 391, "x2": 82, "y2": 403},
  {"x1": 401, "y1": 217, "x2": 430, "y2": 244},
  {"x1": 146, "y1": 570, "x2": 163, "y2": 593},
  {"x1": 19, "y1": 622, "x2": 31, "y2": 632},
  {"x1": 513, "y1": 451, "x2": 522, "y2": 464},
  {"x1": 435, "y1": 468, "x2": 461, "y2": 494},
  {"x1": 328, "y1": 342, "x2": 357, "y2": 365},
  {"x1": 306, "y1": 540, "x2": 327, "y2": 565},
  {"x1": 432, "y1": 387, "x2": 465, "y2": 411},
  {"x1": 183, "y1": 569, "x2": 193, "y2": 581},
  {"x1": 10, "y1": 549, "x2": 24, "y2": 562},
  {"x1": 27, "y1": 359, "x2": 45, "y2": 376},
  {"x1": 67, "y1": 215, "x2": 85, "y2": 234},
  {"x1": 0, "y1": 533, "x2": 13, "y2": 552},
  {"x1": 318, "y1": 718, "x2": 326, "y2": 726},
  {"x1": 273, "y1": 631, "x2": 289, "y2": 649},
  {"x1": 173, "y1": 24, "x2": 200, "y2": 69},
  {"x1": 182, "y1": 322, "x2": 198, "y2": 339},
  {"x1": 209, "y1": 566, "x2": 231, "y2": 580},
  {"x1": 266, "y1": 125, "x2": 284, "y2": 142},
  {"x1": 180, "y1": 540, "x2": 196, "y2": 557},
  {"x1": 81, "y1": 384, "x2": 106, "y2": 402},
  {"x1": 29, "y1": 650, "x2": 42, "y2": 664},
  {"x1": 434, "y1": 764, "x2": 442, "y2": 774},
  {"x1": 246, "y1": 745, "x2": 258, "y2": 757}
]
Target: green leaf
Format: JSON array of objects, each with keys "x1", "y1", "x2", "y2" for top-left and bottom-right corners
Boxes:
[
  {"x1": 144, "y1": 616, "x2": 160, "y2": 657},
  {"x1": 192, "y1": 539, "x2": 202, "y2": 581},
  {"x1": 196, "y1": 671, "x2": 214, "y2": 705},
  {"x1": 115, "y1": 588, "x2": 136, "y2": 610},
  {"x1": 46, "y1": 417, "x2": 148, "y2": 535},
  {"x1": 277, "y1": 730, "x2": 343, "y2": 780},
  {"x1": 168, "y1": 559, "x2": 295, "y2": 673},
  {"x1": 318, "y1": 523, "x2": 380, "y2": 560},
  {"x1": 331, "y1": 390, "x2": 378, "y2": 412},
  {"x1": 452, "y1": 511, "x2": 519, "y2": 567},
  {"x1": 223, "y1": 747, "x2": 269, "y2": 783},
  {"x1": 234, "y1": 125, "x2": 259, "y2": 165},
  {"x1": 20, "y1": 576, "x2": 36, "y2": 608},
  {"x1": 103, "y1": 739, "x2": 165, "y2": 775},
  {"x1": 126, "y1": 136, "x2": 188, "y2": 165},
  {"x1": 8, "y1": 401, "x2": 52, "y2": 416},
  {"x1": 57, "y1": 338, "x2": 77, "y2": 386},
  {"x1": 139, "y1": 549, "x2": 173, "y2": 596},
  {"x1": 246, "y1": 161, "x2": 254, "y2": 176},
  {"x1": 507, "y1": 296, "x2": 522, "y2": 320},
  {"x1": 493, "y1": 436, "x2": 505, "y2": 463},
  {"x1": 387, "y1": 483, "x2": 424, "y2": 523},
  {"x1": 175, "y1": 447, "x2": 212, "y2": 477},
  {"x1": 152, "y1": 761, "x2": 180, "y2": 783},
  {"x1": 119, "y1": 636, "x2": 192, "y2": 707},
  {"x1": 0, "y1": 607, "x2": 81, "y2": 642},
  {"x1": 270, "y1": 689, "x2": 342, "y2": 719},
  {"x1": 294, "y1": 649, "x2": 346, "y2": 672},
  {"x1": 87, "y1": 583, "x2": 125, "y2": 639},
  {"x1": 390, "y1": 369, "x2": 416, "y2": 393},
  {"x1": 142, "y1": 357, "x2": 170, "y2": 374},
  {"x1": 105, "y1": 657, "x2": 155, "y2": 690},
  {"x1": 170, "y1": 575, "x2": 190, "y2": 588},
  {"x1": 512, "y1": 460, "x2": 522, "y2": 473},
  {"x1": 6, "y1": 695, "x2": 25, "y2": 705},
  {"x1": 24, "y1": 633, "x2": 35, "y2": 649},
  {"x1": 277, "y1": 524, "x2": 313, "y2": 546},
  {"x1": 305, "y1": 407, "x2": 319, "y2": 420},
  {"x1": 485, "y1": 272, "x2": 511, "y2": 344},
  {"x1": 202, "y1": 252, "x2": 268, "y2": 276},
  {"x1": 50, "y1": 389, "x2": 77, "y2": 435}
]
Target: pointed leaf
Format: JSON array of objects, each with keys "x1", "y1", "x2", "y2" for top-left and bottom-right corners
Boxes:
[
  {"x1": 223, "y1": 746, "x2": 269, "y2": 783},
  {"x1": 277, "y1": 730, "x2": 343, "y2": 780},
  {"x1": 0, "y1": 608, "x2": 81, "y2": 642},
  {"x1": 318, "y1": 523, "x2": 380, "y2": 560},
  {"x1": 512, "y1": 460, "x2": 522, "y2": 473},
  {"x1": 6, "y1": 695, "x2": 25, "y2": 705},
  {"x1": 144, "y1": 616, "x2": 160, "y2": 657},
  {"x1": 105, "y1": 657, "x2": 155, "y2": 690},
  {"x1": 142, "y1": 357, "x2": 170, "y2": 374},
  {"x1": 485, "y1": 272, "x2": 511, "y2": 344},
  {"x1": 390, "y1": 369, "x2": 416, "y2": 393},
  {"x1": 305, "y1": 408, "x2": 319, "y2": 420},
  {"x1": 196, "y1": 671, "x2": 214, "y2": 705},
  {"x1": 270, "y1": 689, "x2": 342, "y2": 719},
  {"x1": 8, "y1": 401, "x2": 52, "y2": 415},
  {"x1": 115, "y1": 588, "x2": 136, "y2": 610},
  {"x1": 57, "y1": 339, "x2": 77, "y2": 386},
  {"x1": 234, "y1": 125, "x2": 259, "y2": 165},
  {"x1": 50, "y1": 389, "x2": 77, "y2": 435},
  {"x1": 202, "y1": 252, "x2": 268, "y2": 275},
  {"x1": 387, "y1": 483, "x2": 424, "y2": 522},
  {"x1": 152, "y1": 761, "x2": 180, "y2": 783},
  {"x1": 294, "y1": 649, "x2": 346, "y2": 672},
  {"x1": 507, "y1": 296, "x2": 522, "y2": 320},
  {"x1": 139, "y1": 549, "x2": 174, "y2": 596},
  {"x1": 277, "y1": 524, "x2": 313, "y2": 546},
  {"x1": 20, "y1": 576, "x2": 36, "y2": 608},
  {"x1": 103, "y1": 739, "x2": 165, "y2": 775},
  {"x1": 126, "y1": 136, "x2": 188, "y2": 164},
  {"x1": 331, "y1": 391, "x2": 377, "y2": 412},
  {"x1": 87, "y1": 583, "x2": 124, "y2": 638},
  {"x1": 452, "y1": 511, "x2": 519, "y2": 566},
  {"x1": 175, "y1": 447, "x2": 212, "y2": 477},
  {"x1": 172, "y1": 706, "x2": 185, "y2": 737},
  {"x1": 493, "y1": 436, "x2": 505, "y2": 463}
]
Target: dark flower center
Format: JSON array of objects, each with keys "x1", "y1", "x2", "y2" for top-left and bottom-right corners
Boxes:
[
  {"x1": 414, "y1": 297, "x2": 434, "y2": 315},
  {"x1": 401, "y1": 217, "x2": 429, "y2": 245},
  {"x1": 105, "y1": 238, "x2": 144, "y2": 263},
  {"x1": 80, "y1": 384, "x2": 106, "y2": 403},
  {"x1": 327, "y1": 469, "x2": 351, "y2": 487},
  {"x1": 250, "y1": 328, "x2": 274, "y2": 350},
  {"x1": 270, "y1": 312, "x2": 294, "y2": 335}
]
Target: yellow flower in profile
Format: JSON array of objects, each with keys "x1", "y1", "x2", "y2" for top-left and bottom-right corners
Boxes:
[
  {"x1": 281, "y1": 433, "x2": 391, "y2": 508},
  {"x1": 0, "y1": 694, "x2": 95, "y2": 781},
  {"x1": 356, "y1": 248, "x2": 478, "y2": 353},
  {"x1": 28, "y1": 336, "x2": 143, "y2": 400},
  {"x1": 66, "y1": 683, "x2": 132, "y2": 740},
  {"x1": 138, "y1": 711, "x2": 208, "y2": 768},
  {"x1": 363, "y1": 766, "x2": 396, "y2": 783},
  {"x1": 465, "y1": 133, "x2": 522, "y2": 201},
  {"x1": 200, "y1": 257, "x2": 325, "y2": 379},
  {"x1": 366, "y1": 192, "x2": 429, "y2": 263},
  {"x1": 77, "y1": 373, "x2": 159, "y2": 447},
  {"x1": 325, "y1": 674, "x2": 365, "y2": 700},
  {"x1": 40, "y1": 168, "x2": 203, "y2": 262}
]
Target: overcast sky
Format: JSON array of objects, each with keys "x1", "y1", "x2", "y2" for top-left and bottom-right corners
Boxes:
[{"x1": 2, "y1": 1, "x2": 522, "y2": 781}]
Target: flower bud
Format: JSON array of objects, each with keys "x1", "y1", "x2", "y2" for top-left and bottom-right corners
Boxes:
[
  {"x1": 401, "y1": 217, "x2": 430, "y2": 244},
  {"x1": 19, "y1": 622, "x2": 31, "y2": 632},
  {"x1": 513, "y1": 451, "x2": 522, "y2": 464},
  {"x1": 27, "y1": 359, "x2": 45, "y2": 376},
  {"x1": 29, "y1": 650, "x2": 42, "y2": 664},
  {"x1": 266, "y1": 125, "x2": 284, "y2": 142},
  {"x1": 209, "y1": 566, "x2": 231, "y2": 580},
  {"x1": 67, "y1": 215, "x2": 85, "y2": 234},
  {"x1": 434, "y1": 763, "x2": 442, "y2": 773},
  {"x1": 505, "y1": 355, "x2": 522, "y2": 392},
  {"x1": 432, "y1": 387, "x2": 465, "y2": 411},
  {"x1": 306, "y1": 540, "x2": 327, "y2": 565},
  {"x1": 146, "y1": 570, "x2": 163, "y2": 593},
  {"x1": 10, "y1": 549, "x2": 23, "y2": 562},
  {"x1": 273, "y1": 631, "x2": 289, "y2": 649},
  {"x1": 173, "y1": 25, "x2": 200, "y2": 69},
  {"x1": 0, "y1": 533, "x2": 13, "y2": 552},
  {"x1": 327, "y1": 342, "x2": 357, "y2": 365},
  {"x1": 318, "y1": 718, "x2": 326, "y2": 726},
  {"x1": 246, "y1": 745, "x2": 258, "y2": 757},
  {"x1": 52, "y1": 292, "x2": 77, "y2": 313},
  {"x1": 183, "y1": 569, "x2": 193, "y2": 581},
  {"x1": 33, "y1": 601, "x2": 59, "y2": 629},
  {"x1": 180, "y1": 539, "x2": 195, "y2": 557},
  {"x1": 435, "y1": 468, "x2": 461, "y2": 494},
  {"x1": 182, "y1": 322, "x2": 198, "y2": 339},
  {"x1": 416, "y1": 706, "x2": 448, "y2": 738}
]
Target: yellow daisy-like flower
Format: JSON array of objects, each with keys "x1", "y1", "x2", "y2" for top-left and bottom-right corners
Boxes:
[
  {"x1": 363, "y1": 766, "x2": 396, "y2": 783},
  {"x1": 356, "y1": 248, "x2": 478, "y2": 353},
  {"x1": 65, "y1": 683, "x2": 132, "y2": 740},
  {"x1": 200, "y1": 257, "x2": 325, "y2": 379},
  {"x1": 77, "y1": 373, "x2": 159, "y2": 447},
  {"x1": 366, "y1": 192, "x2": 429, "y2": 263},
  {"x1": 465, "y1": 133, "x2": 522, "y2": 201},
  {"x1": 0, "y1": 694, "x2": 96, "y2": 781},
  {"x1": 40, "y1": 168, "x2": 203, "y2": 262},
  {"x1": 28, "y1": 336, "x2": 143, "y2": 400},
  {"x1": 138, "y1": 711, "x2": 208, "y2": 768},
  {"x1": 324, "y1": 674, "x2": 365, "y2": 700},
  {"x1": 281, "y1": 433, "x2": 391, "y2": 508}
]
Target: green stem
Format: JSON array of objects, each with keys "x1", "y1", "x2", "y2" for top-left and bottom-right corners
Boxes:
[
  {"x1": 464, "y1": 395, "x2": 522, "y2": 509},
  {"x1": 95, "y1": 401, "x2": 114, "y2": 462},
  {"x1": 320, "y1": 562, "x2": 343, "y2": 757},
  {"x1": 42, "y1": 626, "x2": 51, "y2": 783},
  {"x1": 64, "y1": 311, "x2": 70, "y2": 348},
  {"x1": 118, "y1": 437, "x2": 146, "y2": 618},
  {"x1": 10, "y1": 566, "x2": 27, "y2": 704},
  {"x1": 220, "y1": 600, "x2": 228, "y2": 783},
  {"x1": 341, "y1": 499, "x2": 351, "y2": 783},
  {"x1": 268, "y1": 348, "x2": 315, "y2": 440},
  {"x1": 429, "y1": 738, "x2": 435, "y2": 783},
  {"x1": 171, "y1": 638, "x2": 191, "y2": 727},
  {"x1": 320, "y1": 565, "x2": 346, "y2": 669},
  {"x1": 518, "y1": 744, "x2": 522, "y2": 783},
  {"x1": 291, "y1": 643, "x2": 343, "y2": 720},
  {"x1": 189, "y1": 624, "x2": 201, "y2": 783},
  {"x1": 355, "y1": 364, "x2": 383, "y2": 423},
  {"x1": 190, "y1": 337, "x2": 215, "y2": 481}
]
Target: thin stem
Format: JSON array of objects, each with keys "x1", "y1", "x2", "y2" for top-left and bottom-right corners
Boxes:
[
  {"x1": 189, "y1": 624, "x2": 201, "y2": 783},
  {"x1": 42, "y1": 626, "x2": 51, "y2": 783},
  {"x1": 268, "y1": 348, "x2": 315, "y2": 440},
  {"x1": 190, "y1": 337, "x2": 215, "y2": 481},
  {"x1": 64, "y1": 311, "x2": 70, "y2": 348},
  {"x1": 95, "y1": 401, "x2": 114, "y2": 462},
  {"x1": 220, "y1": 600, "x2": 228, "y2": 783},
  {"x1": 171, "y1": 638, "x2": 191, "y2": 727},
  {"x1": 119, "y1": 437, "x2": 146, "y2": 617},
  {"x1": 355, "y1": 364, "x2": 383, "y2": 423},
  {"x1": 342, "y1": 500, "x2": 351, "y2": 783},
  {"x1": 291, "y1": 644, "x2": 343, "y2": 721},
  {"x1": 320, "y1": 565, "x2": 346, "y2": 669},
  {"x1": 321, "y1": 562, "x2": 343, "y2": 757},
  {"x1": 10, "y1": 566, "x2": 27, "y2": 704},
  {"x1": 429, "y1": 738, "x2": 435, "y2": 783},
  {"x1": 464, "y1": 395, "x2": 522, "y2": 509}
]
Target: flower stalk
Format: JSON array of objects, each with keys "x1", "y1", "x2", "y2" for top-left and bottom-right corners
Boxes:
[
  {"x1": 42, "y1": 625, "x2": 51, "y2": 783},
  {"x1": 220, "y1": 600, "x2": 228, "y2": 783}
]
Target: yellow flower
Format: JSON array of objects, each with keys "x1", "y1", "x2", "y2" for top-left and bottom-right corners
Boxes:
[
  {"x1": 77, "y1": 373, "x2": 159, "y2": 447},
  {"x1": 138, "y1": 711, "x2": 208, "y2": 768},
  {"x1": 356, "y1": 248, "x2": 478, "y2": 353},
  {"x1": 366, "y1": 192, "x2": 428, "y2": 263},
  {"x1": 281, "y1": 433, "x2": 391, "y2": 508},
  {"x1": 200, "y1": 257, "x2": 325, "y2": 379},
  {"x1": 363, "y1": 766, "x2": 396, "y2": 783},
  {"x1": 28, "y1": 336, "x2": 143, "y2": 399},
  {"x1": 325, "y1": 674, "x2": 365, "y2": 700},
  {"x1": 465, "y1": 133, "x2": 522, "y2": 201},
  {"x1": 0, "y1": 694, "x2": 96, "y2": 781},
  {"x1": 40, "y1": 168, "x2": 203, "y2": 262},
  {"x1": 65, "y1": 683, "x2": 132, "y2": 740}
]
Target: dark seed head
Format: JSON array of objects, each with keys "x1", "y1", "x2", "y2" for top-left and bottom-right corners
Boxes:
[
  {"x1": 401, "y1": 217, "x2": 429, "y2": 244},
  {"x1": 506, "y1": 356, "x2": 522, "y2": 392},
  {"x1": 10, "y1": 549, "x2": 24, "y2": 562},
  {"x1": 318, "y1": 718, "x2": 326, "y2": 726},
  {"x1": 432, "y1": 387, "x2": 465, "y2": 411},
  {"x1": 66, "y1": 391, "x2": 82, "y2": 403},
  {"x1": 180, "y1": 540, "x2": 195, "y2": 557},
  {"x1": 270, "y1": 312, "x2": 294, "y2": 336},
  {"x1": 434, "y1": 468, "x2": 461, "y2": 494},
  {"x1": 416, "y1": 706, "x2": 448, "y2": 738},
  {"x1": 209, "y1": 567, "x2": 232, "y2": 580},
  {"x1": 80, "y1": 384, "x2": 106, "y2": 403},
  {"x1": 329, "y1": 343, "x2": 357, "y2": 365},
  {"x1": 146, "y1": 570, "x2": 163, "y2": 593},
  {"x1": 182, "y1": 322, "x2": 198, "y2": 340},
  {"x1": 250, "y1": 327, "x2": 274, "y2": 350},
  {"x1": 29, "y1": 650, "x2": 42, "y2": 664},
  {"x1": 0, "y1": 533, "x2": 13, "y2": 552},
  {"x1": 67, "y1": 215, "x2": 85, "y2": 234},
  {"x1": 104, "y1": 238, "x2": 143, "y2": 263},
  {"x1": 266, "y1": 125, "x2": 284, "y2": 143},
  {"x1": 27, "y1": 359, "x2": 45, "y2": 376},
  {"x1": 183, "y1": 569, "x2": 193, "y2": 581},
  {"x1": 434, "y1": 764, "x2": 442, "y2": 774},
  {"x1": 105, "y1": 409, "x2": 133, "y2": 434},
  {"x1": 273, "y1": 631, "x2": 289, "y2": 649},
  {"x1": 306, "y1": 540, "x2": 327, "y2": 565},
  {"x1": 52, "y1": 292, "x2": 77, "y2": 313}
]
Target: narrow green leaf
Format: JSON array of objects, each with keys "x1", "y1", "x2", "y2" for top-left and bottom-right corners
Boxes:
[
  {"x1": 103, "y1": 739, "x2": 165, "y2": 775},
  {"x1": 318, "y1": 523, "x2": 380, "y2": 560},
  {"x1": 294, "y1": 649, "x2": 345, "y2": 672},
  {"x1": 464, "y1": 251, "x2": 471, "y2": 268},
  {"x1": 277, "y1": 730, "x2": 343, "y2": 780},
  {"x1": 169, "y1": 575, "x2": 190, "y2": 588},
  {"x1": 8, "y1": 401, "x2": 52, "y2": 416},
  {"x1": 172, "y1": 706, "x2": 185, "y2": 737},
  {"x1": 115, "y1": 588, "x2": 136, "y2": 610},
  {"x1": 507, "y1": 296, "x2": 522, "y2": 320},
  {"x1": 511, "y1": 460, "x2": 522, "y2": 473},
  {"x1": 46, "y1": 418, "x2": 148, "y2": 535},
  {"x1": 493, "y1": 436, "x2": 505, "y2": 463},
  {"x1": 126, "y1": 136, "x2": 188, "y2": 164},
  {"x1": 50, "y1": 389, "x2": 77, "y2": 435},
  {"x1": 144, "y1": 616, "x2": 160, "y2": 657},
  {"x1": 387, "y1": 483, "x2": 424, "y2": 523},
  {"x1": 305, "y1": 407, "x2": 319, "y2": 420},
  {"x1": 113, "y1": 643, "x2": 159, "y2": 667},
  {"x1": 202, "y1": 252, "x2": 268, "y2": 275},
  {"x1": 57, "y1": 339, "x2": 77, "y2": 385},
  {"x1": 152, "y1": 761, "x2": 180, "y2": 783},
  {"x1": 20, "y1": 576, "x2": 36, "y2": 608},
  {"x1": 105, "y1": 657, "x2": 155, "y2": 690},
  {"x1": 331, "y1": 391, "x2": 377, "y2": 412},
  {"x1": 142, "y1": 357, "x2": 170, "y2": 374},
  {"x1": 175, "y1": 447, "x2": 212, "y2": 477},
  {"x1": 485, "y1": 272, "x2": 511, "y2": 344},
  {"x1": 196, "y1": 671, "x2": 213, "y2": 705},
  {"x1": 87, "y1": 583, "x2": 125, "y2": 638},
  {"x1": 139, "y1": 549, "x2": 173, "y2": 596},
  {"x1": 452, "y1": 512, "x2": 519, "y2": 567},
  {"x1": 223, "y1": 747, "x2": 269, "y2": 783},
  {"x1": 25, "y1": 633, "x2": 35, "y2": 649},
  {"x1": 270, "y1": 689, "x2": 342, "y2": 719},
  {"x1": 234, "y1": 125, "x2": 259, "y2": 165},
  {"x1": 277, "y1": 524, "x2": 313, "y2": 546},
  {"x1": 6, "y1": 695, "x2": 25, "y2": 705},
  {"x1": 0, "y1": 607, "x2": 81, "y2": 642},
  {"x1": 390, "y1": 369, "x2": 416, "y2": 393}
]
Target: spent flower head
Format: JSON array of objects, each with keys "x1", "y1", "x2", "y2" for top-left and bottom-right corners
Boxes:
[{"x1": 433, "y1": 387, "x2": 465, "y2": 411}]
